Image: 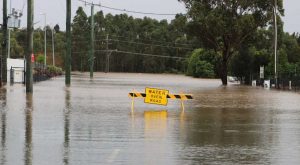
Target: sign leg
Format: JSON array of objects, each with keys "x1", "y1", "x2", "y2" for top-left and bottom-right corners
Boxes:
[
  {"x1": 131, "y1": 96, "x2": 135, "y2": 113},
  {"x1": 181, "y1": 100, "x2": 185, "y2": 112}
]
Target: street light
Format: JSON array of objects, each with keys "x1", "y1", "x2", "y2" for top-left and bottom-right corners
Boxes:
[{"x1": 40, "y1": 12, "x2": 47, "y2": 66}]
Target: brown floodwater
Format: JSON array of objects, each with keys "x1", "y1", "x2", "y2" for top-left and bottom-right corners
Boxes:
[{"x1": 0, "y1": 72, "x2": 300, "y2": 165}]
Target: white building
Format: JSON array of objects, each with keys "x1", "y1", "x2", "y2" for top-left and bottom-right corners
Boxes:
[{"x1": 7, "y1": 58, "x2": 25, "y2": 83}]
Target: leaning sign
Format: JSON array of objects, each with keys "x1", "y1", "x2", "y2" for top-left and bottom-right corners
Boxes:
[
  {"x1": 129, "y1": 87, "x2": 193, "y2": 111},
  {"x1": 144, "y1": 88, "x2": 169, "y2": 106}
]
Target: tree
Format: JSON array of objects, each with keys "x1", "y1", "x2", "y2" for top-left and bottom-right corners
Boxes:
[
  {"x1": 180, "y1": 0, "x2": 283, "y2": 85},
  {"x1": 54, "y1": 24, "x2": 60, "y2": 33},
  {"x1": 281, "y1": 32, "x2": 300, "y2": 63},
  {"x1": 72, "y1": 7, "x2": 89, "y2": 71},
  {"x1": 187, "y1": 49, "x2": 218, "y2": 78}
]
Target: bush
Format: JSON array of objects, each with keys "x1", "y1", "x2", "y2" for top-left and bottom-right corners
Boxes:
[
  {"x1": 187, "y1": 49, "x2": 216, "y2": 78},
  {"x1": 193, "y1": 60, "x2": 215, "y2": 78},
  {"x1": 47, "y1": 65, "x2": 63, "y2": 76},
  {"x1": 36, "y1": 54, "x2": 45, "y2": 63}
]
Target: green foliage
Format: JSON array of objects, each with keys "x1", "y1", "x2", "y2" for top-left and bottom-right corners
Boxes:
[
  {"x1": 230, "y1": 47, "x2": 253, "y2": 83},
  {"x1": 187, "y1": 49, "x2": 216, "y2": 78},
  {"x1": 281, "y1": 33, "x2": 300, "y2": 63},
  {"x1": 195, "y1": 61, "x2": 215, "y2": 78},
  {"x1": 5, "y1": 3, "x2": 300, "y2": 83},
  {"x1": 72, "y1": 7, "x2": 90, "y2": 72},
  {"x1": 180, "y1": 0, "x2": 284, "y2": 84},
  {"x1": 54, "y1": 24, "x2": 60, "y2": 33},
  {"x1": 36, "y1": 54, "x2": 45, "y2": 63},
  {"x1": 47, "y1": 65, "x2": 63, "y2": 75}
]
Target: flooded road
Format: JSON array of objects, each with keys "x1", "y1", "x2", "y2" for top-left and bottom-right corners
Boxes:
[{"x1": 0, "y1": 72, "x2": 300, "y2": 165}]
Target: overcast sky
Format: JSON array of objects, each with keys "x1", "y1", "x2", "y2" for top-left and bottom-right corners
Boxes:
[{"x1": 0, "y1": 0, "x2": 299, "y2": 33}]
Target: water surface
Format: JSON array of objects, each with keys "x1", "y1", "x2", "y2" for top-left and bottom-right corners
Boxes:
[{"x1": 0, "y1": 72, "x2": 300, "y2": 165}]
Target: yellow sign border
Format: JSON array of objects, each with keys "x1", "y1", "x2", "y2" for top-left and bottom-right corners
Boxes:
[{"x1": 144, "y1": 87, "x2": 169, "y2": 106}]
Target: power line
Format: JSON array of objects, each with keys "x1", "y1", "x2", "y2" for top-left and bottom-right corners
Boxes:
[
  {"x1": 72, "y1": 49, "x2": 187, "y2": 60},
  {"x1": 70, "y1": 36, "x2": 194, "y2": 50},
  {"x1": 94, "y1": 34, "x2": 195, "y2": 47},
  {"x1": 78, "y1": 0, "x2": 179, "y2": 16},
  {"x1": 95, "y1": 50, "x2": 187, "y2": 60},
  {"x1": 98, "y1": 39, "x2": 194, "y2": 50}
]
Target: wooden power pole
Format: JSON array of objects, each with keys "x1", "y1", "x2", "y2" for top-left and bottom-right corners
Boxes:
[
  {"x1": 273, "y1": 0, "x2": 278, "y2": 88},
  {"x1": 26, "y1": 0, "x2": 34, "y2": 93},
  {"x1": 1, "y1": 0, "x2": 8, "y2": 86},
  {"x1": 66, "y1": 0, "x2": 71, "y2": 85},
  {"x1": 89, "y1": 4, "x2": 95, "y2": 78}
]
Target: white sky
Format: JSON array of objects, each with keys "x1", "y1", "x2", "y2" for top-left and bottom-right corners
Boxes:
[{"x1": 0, "y1": 0, "x2": 299, "y2": 33}]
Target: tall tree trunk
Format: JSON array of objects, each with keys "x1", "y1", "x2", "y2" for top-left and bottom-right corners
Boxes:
[
  {"x1": 221, "y1": 57, "x2": 228, "y2": 85},
  {"x1": 220, "y1": 48, "x2": 230, "y2": 86}
]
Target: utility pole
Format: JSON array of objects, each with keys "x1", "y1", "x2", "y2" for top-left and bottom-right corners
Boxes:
[
  {"x1": 1, "y1": 0, "x2": 8, "y2": 86},
  {"x1": 8, "y1": 29, "x2": 11, "y2": 58},
  {"x1": 51, "y1": 26, "x2": 55, "y2": 66},
  {"x1": 106, "y1": 34, "x2": 109, "y2": 72},
  {"x1": 8, "y1": 3, "x2": 12, "y2": 59},
  {"x1": 26, "y1": 0, "x2": 34, "y2": 93},
  {"x1": 273, "y1": 0, "x2": 278, "y2": 88},
  {"x1": 44, "y1": 14, "x2": 47, "y2": 66},
  {"x1": 89, "y1": 4, "x2": 95, "y2": 78},
  {"x1": 7, "y1": 0, "x2": 11, "y2": 59},
  {"x1": 66, "y1": 0, "x2": 71, "y2": 85}
]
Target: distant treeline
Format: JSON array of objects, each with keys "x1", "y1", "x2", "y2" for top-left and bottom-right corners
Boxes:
[
  {"x1": 1, "y1": 4, "x2": 300, "y2": 85},
  {"x1": 0, "y1": 7, "x2": 197, "y2": 74}
]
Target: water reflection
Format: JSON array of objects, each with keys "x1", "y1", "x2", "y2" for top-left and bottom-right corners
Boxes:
[
  {"x1": 0, "y1": 88, "x2": 7, "y2": 165},
  {"x1": 143, "y1": 110, "x2": 171, "y2": 164},
  {"x1": 24, "y1": 94, "x2": 33, "y2": 165},
  {"x1": 144, "y1": 110, "x2": 168, "y2": 138},
  {"x1": 63, "y1": 88, "x2": 71, "y2": 165},
  {"x1": 179, "y1": 110, "x2": 187, "y2": 141}
]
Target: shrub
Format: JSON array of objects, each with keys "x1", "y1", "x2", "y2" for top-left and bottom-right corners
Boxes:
[
  {"x1": 187, "y1": 49, "x2": 216, "y2": 78},
  {"x1": 36, "y1": 54, "x2": 45, "y2": 63},
  {"x1": 47, "y1": 65, "x2": 63, "y2": 76}
]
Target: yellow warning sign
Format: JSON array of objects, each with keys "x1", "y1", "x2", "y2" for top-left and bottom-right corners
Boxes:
[{"x1": 144, "y1": 88, "x2": 169, "y2": 106}]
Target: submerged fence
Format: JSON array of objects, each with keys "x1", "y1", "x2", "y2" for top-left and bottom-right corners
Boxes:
[{"x1": 253, "y1": 77, "x2": 300, "y2": 92}]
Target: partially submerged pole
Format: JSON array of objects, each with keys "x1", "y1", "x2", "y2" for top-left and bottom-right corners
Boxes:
[
  {"x1": 26, "y1": 0, "x2": 34, "y2": 93},
  {"x1": 1, "y1": 0, "x2": 8, "y2": 86},
  {"x1": 65, "y1": 0, "x2": 71, "y2": 85},
  {"x1": 89, "y1": 4, "x2": 95, "y2": 78},
  {"x1": 273, "y1": 0, "x2": 278, "y2": 88}
]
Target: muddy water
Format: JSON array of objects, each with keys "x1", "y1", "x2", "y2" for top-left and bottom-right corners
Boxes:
[{"x1": 0, "y1": 72, "x2": 300, "y2": 165}]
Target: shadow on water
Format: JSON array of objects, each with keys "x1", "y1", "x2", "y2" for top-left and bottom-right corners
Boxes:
[
  {"x1": 63, "y1": 88, "x2": 71, "y2": 165},
  {"x1": 0, "y1": 88, "x2": 7, "y2": 165},
  {"x1": 24, "y1": 94, "x2": 33, "y2": 165}
]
